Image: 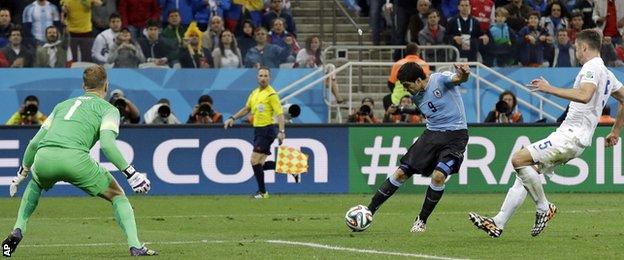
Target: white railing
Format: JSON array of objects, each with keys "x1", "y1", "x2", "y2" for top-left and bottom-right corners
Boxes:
[
  {"x1": 321, "y1": 45, "x2": 463, "y2": 63},
  {"x1": 278, "y1": 61, "x2": 566, "y2": 123}
]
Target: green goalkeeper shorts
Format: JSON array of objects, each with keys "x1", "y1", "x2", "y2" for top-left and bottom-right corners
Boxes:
[{"x1": 31, "y1": 147, "x2": 113, "y2": 196}]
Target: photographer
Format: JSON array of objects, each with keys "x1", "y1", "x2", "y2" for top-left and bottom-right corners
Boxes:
[
  {"x1": 143, "y1": 98, "x2": 181, "y2": 124},
  {"x1": 484, "y1": 91, "x2": 523, "y2": 123},
  {"x1": 383, "y1": 95, "x2": 424, "y2": 123},
  {"x1": 108, "y1": 89, "x2": 140, "y2": 124},
  {"x1": 348, "y1": 97, "x2": 381, "y2": 124},
  {"x1": 6, "y1": 95, "x2": 47, "y2": 125},
  {"x1": 187, "y1": 94, "x2": 223, "y2": 124}
]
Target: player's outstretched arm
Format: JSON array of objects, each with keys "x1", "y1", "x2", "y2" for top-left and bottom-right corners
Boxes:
[
  {"x1": 606, "y1": 88, "x2": 624, "y2": 147},
  {"x1": 10, "y1": 126, "x2": 49, "y2": 196},
  {"x1": 528, "y1": 77, "x2": 596, "y2": 104},
  {"x1": 224, "y1": 106, "x2": 250, "y2": 129},
  {"x1": 100, "y1": 130, "x2": 150, "y2": 193},
  {"x1": 450, "y1": 64, "x2": 470, "y2": 85}
]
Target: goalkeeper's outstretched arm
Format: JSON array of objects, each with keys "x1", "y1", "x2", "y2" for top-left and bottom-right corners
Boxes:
[{"x1": 99, "y1": 130, "x2": 130, "y2": 174}]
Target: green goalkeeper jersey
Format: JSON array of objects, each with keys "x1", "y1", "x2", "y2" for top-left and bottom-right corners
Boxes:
[{"x1": 38, "y1": 93, "x2": 120, "y2": 153}]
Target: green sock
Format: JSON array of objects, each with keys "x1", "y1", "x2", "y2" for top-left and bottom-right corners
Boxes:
[
  {"x1": 112, "y1": 196, "x2": 141, "y2": 248},
  {"x1": 13, "y1": 180, "x2": 42, "y2": 234}
]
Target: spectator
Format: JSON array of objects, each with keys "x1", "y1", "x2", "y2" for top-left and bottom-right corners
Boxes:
[
  {"x1": 262, "y1": 0, "x2": 297, "y2": 36},
  {"x1": 22, "y1": 0, "x2": 61, "y2": 46},
  {"x1": 484, "y1": 91, "x2": 523, "y2": 123},
  {"x1": 0, "y1": 50, "x2": 8, "y2": 67},
  {"x1": 387, "y1": 43, "x2": 430, "y2": 92},
  {"x1": 383, "y1": 95, "x2": 424, "y2": 123},
  {"x1": 212, "y1": 30, "x2": 242, "y2": 68},
  {"x1": 179, "y1": 22, "x2": 213, "y2": 68},
  {"x1": 366, "y1": 0, "x2": 384, "y2": 45},
  {"x1": 599, "y1": 105, "x2": 616, "y2": 124},
  {"x1": 187, "y1": 94, "x2": 223, "y2": 124},
  {"x1": 601, "y1": 35, "x2": 624, "y2": 67},
  {"x1": 244, "y1": 27, "x2": 292, "y2": 68},
  {"x1": 268, "y1": 18, "x2": 299, "y2": 61},
  {"x1": 446, "y1": 0, "x2": 489, "y2": 61},
  {"x1": 143, "y1": 98, "x2": 181, "y2": 124},
  {"x1": 548, "y1": 29, "x2": 577, "y2": 67},
  {"x1": 567, "y1": 10, "x2": 584, "y2": 43},
  {"x1": 295, "y1": 35, "x2": 344, "y2": 103},
  {"x1": 60, "y1": 0, "x2": 103, "y2": 62},
  {"x1": 441, "y1": 0, "x2": 459, "y2": 19},
  {"x1": 539, "y1": 1, "x2": 568, "y2": 42},
  {"x1": 0, "y1": 8, "x2": 14, "y2": 48},
  {"x1": 193, "y1": 0, "x2": 232, "y2": 31},
  {"x1": 91, "y1": 0, "x2": 117, "y2": 34},
  {"x1": 236, "y1": 19, "x2": 255, "y2": 59},
  {"x1": 92, "y1": 13, "x2": 122, "y2": 64},
  {"x1": 237, "y1": 0, "x2": 263, "y2": 27},
  {"x1": 517, "y1": 11, "x2": 552, "y2": 67},
  {"x1": 503, "y1": 0, "x2": 533, "y2": 32},
  {"x1": 572, "y1": 0, "x2": 596, "y2": 29},
  {"x1": 525, "y1": 0, "x2": 548, "y2": 14},
  {"x1": 107, "y1": 27, "x2": 145, "y2": 68},
  {"x1": 6, "y1": 95, "x2": 47, "y2": 125},
  {"x1": 392, "y1": 0, "x2": 421, "y2": 55},
  {"x1": 108, "y1": 89, "x2": 141, "y2": 124},
  {"x1": 348, "y1": 97, "x2": 382, "y2": 123},
  {"x1": 2, "y1": 26, "x2": 34, "y2": 67},
  {"x1": 593, "y1": 0, "x2": 624, "y2": 45},
  {"x1": 470, "y1": 0, "x2": 495, "y2": 33},
  {"x1": 139, "y1": 19, "x2": 178, "y2": 67},
  {"x1": 34, "y1": 25, "x2": 68, "y2": 67},
  {"x1": 488, "y1": 7, "x2": 515, "y2": 67},
  {"x1": 160, "y1": 0, "x2": 194, "y2": 27},
  {"x1": 418, "y1": 9, "x2": 448, "y2": 62},
  {"x1": 202, "y1": 15, "x2": 224, "y2": 51},
  {"x1": 118, "y1": 0, "x2": 161, "y2": 38},
  {"x1": 161, "y1": 9, "x2": 187, "y2": 48}
]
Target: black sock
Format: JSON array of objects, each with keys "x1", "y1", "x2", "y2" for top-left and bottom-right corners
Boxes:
[
  {"x1": 418, "y1": 185, "x2": 445, "y2": 223},
  {"x1": 367, "y1": 178, "x2": 400, "y2": 215},
  {"x1": 252, "y1": 164, "x2": 266, "y2": 193},
  {"x1": 263, "y1": 161, "x2": 275, "y2": 170}
]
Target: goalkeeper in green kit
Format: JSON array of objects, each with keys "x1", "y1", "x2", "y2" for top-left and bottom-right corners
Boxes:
[{"x1": 2, "y1": 65, "x2": 157, "y2": 257}]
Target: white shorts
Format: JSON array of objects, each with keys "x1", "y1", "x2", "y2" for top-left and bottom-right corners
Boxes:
[{"x1": 527, "y1": 129, "x2": 586, "y2": 175}]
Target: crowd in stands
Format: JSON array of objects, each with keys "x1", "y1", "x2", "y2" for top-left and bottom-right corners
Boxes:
[
  {"x1": 0, "y1": 0, "x2": 307, "y2": 69},
  {"x1": 354, "y1": 0, "x2": 624, "y2": 67}
]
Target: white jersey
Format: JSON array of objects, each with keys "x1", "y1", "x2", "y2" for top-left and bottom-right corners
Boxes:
[{"x1": 559, "y1": 57, "x2": 623, "y2": 147}]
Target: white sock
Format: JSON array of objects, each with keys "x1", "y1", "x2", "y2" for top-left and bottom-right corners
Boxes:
[
  {"x1": 492, "y1": 176, "x2": 527, "y2": 229},
  {"x1": 515, "y1": 166, "x2": 549, "y2": 213}
]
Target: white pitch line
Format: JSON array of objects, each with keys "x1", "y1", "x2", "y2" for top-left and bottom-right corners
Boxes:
[
  {"x1": 266, "y1": 240, "x2": 468, "y2": 260},
  {"x1": 0, "y1": 208, "x2": 619, "y2": 221},
  {"x1": 20, "y1": 239, "x2": 469, "y2": 259}
]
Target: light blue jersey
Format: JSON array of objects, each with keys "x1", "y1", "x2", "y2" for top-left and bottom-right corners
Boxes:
[{"x1": 413, "y1": 71, "x2": 467, "y2": 131}]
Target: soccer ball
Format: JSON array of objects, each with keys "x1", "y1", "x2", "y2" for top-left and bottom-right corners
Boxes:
[{"x1": 345, "y1": 205, "x2": 373, "y2": 232}]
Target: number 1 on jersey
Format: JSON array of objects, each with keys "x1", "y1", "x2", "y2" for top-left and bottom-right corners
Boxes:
[{"x1": 64, "y1": 100, "x2": 83, "y2": 120}]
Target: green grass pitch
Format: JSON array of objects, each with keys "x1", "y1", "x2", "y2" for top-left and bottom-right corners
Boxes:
[{"x1": 0, "y1": 193, "x2": 622, "y2": 259}]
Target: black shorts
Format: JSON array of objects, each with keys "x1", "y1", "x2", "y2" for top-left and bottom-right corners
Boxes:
[
  {"x1": 399, "y1": 129, "x2": 468, "y2": 177},
  {"x1": 253, "y1": 125, "x2": 277, "y2": 155}
]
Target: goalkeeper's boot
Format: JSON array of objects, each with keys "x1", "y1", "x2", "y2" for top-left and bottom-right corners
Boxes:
[
  {"x1": 532, "y1": 203, "x2": 557, "y2": 237},
  {"x1": 130, "y1": 246, "x2": 158, "y2": 256},
  {"x1": 410, "y1": 217, "x2": 426, "y2": 233},
  {"x1": 2, "y1": 228, "x2": 22, "y2": 257},
  {"x1": 253, "y1": 191, "x2": 269, "y2": 199},
  {"x1": 468, "y1": 212, "x2": 503, "y2": 238}
]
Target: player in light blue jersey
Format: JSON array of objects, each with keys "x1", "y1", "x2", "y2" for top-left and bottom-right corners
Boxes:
[{"x1": 361, "y1": 62, "x2": 471, "y2": 233}]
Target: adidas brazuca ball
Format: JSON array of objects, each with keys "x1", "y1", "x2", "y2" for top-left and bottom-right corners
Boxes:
[{"x1": 345, "y1": 205, "x2": 373, "y2": 232}]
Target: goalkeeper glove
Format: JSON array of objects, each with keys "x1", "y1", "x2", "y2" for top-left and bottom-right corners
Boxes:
[
  {"x1": 9, "y1": 166, "x2": 29, "y2": 197},
  {"x1": 123, "y1": 165, "x2": 151, "y2": 194}
]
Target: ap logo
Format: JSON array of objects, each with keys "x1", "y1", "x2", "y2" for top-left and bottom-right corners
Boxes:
[{"x1": 3, "y1": 244, "x2": 10, "y2": 257}]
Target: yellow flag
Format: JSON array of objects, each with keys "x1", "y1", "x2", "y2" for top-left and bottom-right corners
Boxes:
[{"x1": 276, "y1": 146, "x2": 308, "y2": 174}]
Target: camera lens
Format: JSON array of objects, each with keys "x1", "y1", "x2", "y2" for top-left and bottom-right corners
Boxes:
[
  {"x1": 198, "y1": 104, "x2": 212, "y2": 117},
  {"x1": 359, "y1": 104, "x2": 371, "y2": 115},
  {"x1": 24, "y1": 104, "x2": 38, "y2": 116},
  {"x1": 157, "y1": 104, "x2": 171, "y2": 118}
]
